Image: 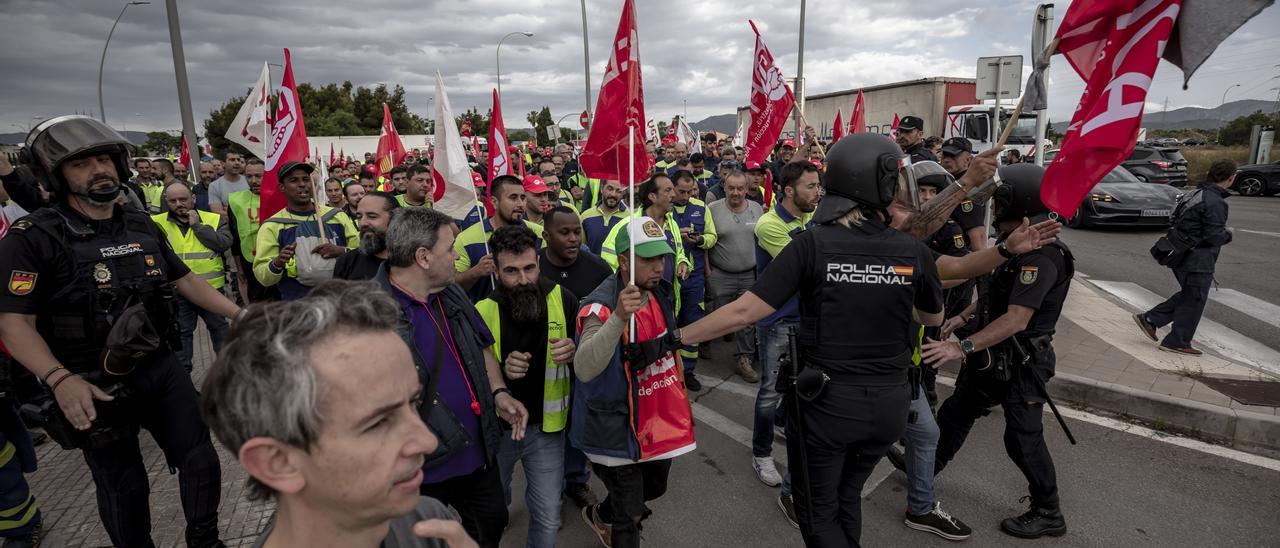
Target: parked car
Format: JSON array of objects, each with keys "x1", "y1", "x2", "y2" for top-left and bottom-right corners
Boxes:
[
  {"x1": 1152, "y1": 137, "x2": 1182, "y2": 147},
  {"x1": 1121, "y1": 146, "x2": 1188, "y2": 185},
  {"x1": 1068, "y1": 166, "x2": 1181, "y2": 228},
  {"x1": 1232, "y1": 160, "x2": 1280, "y2": 196},
  {"x1": 1182, "y1": 137, "x2": 1207, "y2": 146}
]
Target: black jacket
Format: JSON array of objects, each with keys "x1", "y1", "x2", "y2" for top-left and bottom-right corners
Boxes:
[{"x1": 1176, "y1": 182, "x2": 1232, "y2": 273}]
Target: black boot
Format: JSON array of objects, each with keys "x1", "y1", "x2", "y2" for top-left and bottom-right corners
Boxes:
[
  {"x1": 185, "y1": 516, "x2": 226, "y2": 548},
  {"x1": 2, "y1": 523, "x2": 43, "y2": 548},
  {"x1": 1000, "y1": 505, "x2": 1066, "y2": 539}
]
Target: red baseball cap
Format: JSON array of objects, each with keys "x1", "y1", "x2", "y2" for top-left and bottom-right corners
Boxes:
[
  {"x1": 507, "y1": 145, "x2": 518, "y2": 152},
  {"x1": 744, "y1": 161, "x2": 767, "y2": 172},
  {"x1": 522, "y1": 175, "x2": 551, "y2": 194},
  {"x1": 472, "y1": 171, "x2": 486, "y2": 187},
  {"x1": 781, "y1": 139, "x2": 796, "y2": 148}
]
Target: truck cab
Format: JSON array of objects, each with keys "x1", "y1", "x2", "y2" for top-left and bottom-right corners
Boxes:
[{"x1": 944, "y1": 104, "x2": 1039, "y2": 157}]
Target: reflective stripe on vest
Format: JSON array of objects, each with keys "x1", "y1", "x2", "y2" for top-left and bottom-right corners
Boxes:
[
  {"x1": 227, "y1": 190, "x2": 261, "y2": 260},
  {"x1": 476, "y1": 286, "x2": 570, "y2": 432},
  {"x1": 0, "y1": 441, "x2": 40, "y2": 532},
  {"x1": 142, "y1": 184, "x2": 164, "y2": 213},
  {"x1": 152, "y1": 210, "x2": 226, "y2": 288}
]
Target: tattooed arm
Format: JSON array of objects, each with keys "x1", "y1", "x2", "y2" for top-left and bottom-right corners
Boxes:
[{"x1": 898, "y1": 146, "x2": 1003, "y2": 239}]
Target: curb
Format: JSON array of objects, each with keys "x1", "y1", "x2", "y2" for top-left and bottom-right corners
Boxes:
[{"x1": 1045, "y1": 372, "x2": 1280, "y2": 459}]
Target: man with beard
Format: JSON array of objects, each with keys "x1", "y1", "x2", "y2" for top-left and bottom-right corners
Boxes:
[
  {"x1": 397, "y1": 165, "x2": 433, "y2": 208},
  {"x1": 174, "y1": 161, "x2": 189, "y2": 181},
  {"x1": 770, "y1": 140, "x2": 796, "y2": 185},
  {"x1": 580, "y1": 179, "x2": 627, "y2": 255},
  {"x1": 335, "y1": 191, "x2": 400, "y2": 281},
  {"x1": 939, "y1": 137, "x2": 987, "y2": 251},
  {"x1": 455, "y1": 175, "x2": 544, "y2": 302},
  {"x1": 324, "y1": 177, "x2": 345, "y2": 209},
  {"x1": 153, "y1": 182, "x2": 233, "y2": 373},
  {"x1": 342, "y1": 181, "x2": 365, "y2": 220},
  {"x1": 227, "y1": 159, "x2": 274, "y2": 303},
  {"x1": 209, "y1": 151, "x2": 248, "y2": 216},
  {"x1": 194, "y1": 161, "x2": 215, "y2": 212},
  {"x1": 897, "y1": 116, "x2": 938, "y2": 163},
  {"x1": 253, "y1": 161, "x2": 359, "y2": 301},
  {"x1": 474, "y1": 225, "x2": 578, "y2": 548},
  {"x1": 523, "y1": 175, "x2": 557, "y2": 226},
  {"x1": 210, "y1": 158, "x2": 223, "y2": 178}
]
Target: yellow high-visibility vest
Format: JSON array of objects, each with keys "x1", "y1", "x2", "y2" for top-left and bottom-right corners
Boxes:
[{"x1": 152, "y1": 210, "x2": 226, "y2": 288}]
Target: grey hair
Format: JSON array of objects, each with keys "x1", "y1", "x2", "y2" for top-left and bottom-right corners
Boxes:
[
  {"x1": 200, "y1": 280, "x2": 401, "y2": 501},
  {"x1": 385, "y1": 206, "x2": 455, "y2": 268}
]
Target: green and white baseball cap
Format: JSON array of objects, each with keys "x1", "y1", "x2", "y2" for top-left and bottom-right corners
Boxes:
[{"x1": 617, "y1": 218, "x2": 674, "y2": 258}]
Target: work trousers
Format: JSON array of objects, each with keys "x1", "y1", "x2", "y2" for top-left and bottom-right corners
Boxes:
[
  {"x1": 935, "y1": 365, "x2": 1060, "y2": 511},
  {"x1": 0, "y1": 399, "x2": 40, "y2": 539},
  {"x1": 1145, "y1": 268, "x2": 1213, "y2": 349},
  {"x1": 175, "y1": 296, "x2": 228, "y2": 373},
  {"x1": 80, "y1": 353, "x2": 222, "y2": 548},
  {"x1": 677, "y1": 272, "x2": 706, "y2": 373},
  {"x1": 420, "y1": 464, "x2": 509, "y2": 548},
  {"x1": 593, "y1": 459, "x2": 673, "y2": 548},
  {"x1": 708, "y1": 267, "x2": 757, "y2": 359},
  {"x1": 788, "y1": 382, "x2": 911, "y2": 548}
]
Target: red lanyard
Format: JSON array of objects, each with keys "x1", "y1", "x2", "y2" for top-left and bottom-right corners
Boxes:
[{"x1": 391, "y1": 276, "x2": 481, "y2": 415}]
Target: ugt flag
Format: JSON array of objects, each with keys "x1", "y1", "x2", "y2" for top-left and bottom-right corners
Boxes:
[
  {"x1": 1042, "y1": 0, "x2": 1181, "y2": 219},
  {"x1": 260, "y1": 48, "x2": 309, "y2": 221},
  {"x1": 744, "y1": 20, "x2": 795, "y2": 167},
  {"x1": 579, "y1": 0, "x2": 648, "y2": 185}
]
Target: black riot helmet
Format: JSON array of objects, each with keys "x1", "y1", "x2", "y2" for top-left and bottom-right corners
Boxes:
[
  {"x1": 23, "y1": 115, "x2": 134, "y2": 201},
  {"x1": 814, "y1": 133, "x2": 903, "y2": 224},
  {"x1": 992, "y1": 163, "x2": 1050, "y2": 224},
  {"x1": 910, "y1": 161, "x2": 953, "y2": 191}
]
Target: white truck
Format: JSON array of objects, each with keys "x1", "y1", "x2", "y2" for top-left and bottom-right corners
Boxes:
[{"x1": 943, "y1": 104, "x2": 1042, "y2": 157}]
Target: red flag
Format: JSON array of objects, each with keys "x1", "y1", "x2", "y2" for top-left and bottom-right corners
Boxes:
[
  {"x1": 329, "y1": 143, "x2": 336, "y2": 167},
  {"x1": 579, "y1": 0, "x2": 649, "y2": 186},
  {"x1": 487, "y1": 90, "x2": 511, "y2": 179},
  {"x1": 460, "y1": 119, "x2": 473, "y2": 138},
  {"x1": 339, "y1": 147, "x2": 345, "y2": 166},
  {"x1": 831, "y1": 110, "x2": 844, "y2": 145},
  {"x1": 663, "y1": 116, "x2": 679, "y2": 145},
  {"x1": 889, "y1": 113, "x2": 901, "y2": 140},
  {"x1": 744, "y1": 21, "x2": 796, "y2": 167},
  {"x1": 179, "y1": 138, "x2": 191, "y2": 174},
  {"x1": 375, "y1": 103, "x2": 408, "y2": 179},
  {"x1": 1042, "y1": 0, "x2": 1181, "y2": 219},
  {"x1": 849, "y1": 89, "x2": 866, "y2": 135},
  {"x1": 261, "y1": 48, "x2": 310, "y2": 221}
]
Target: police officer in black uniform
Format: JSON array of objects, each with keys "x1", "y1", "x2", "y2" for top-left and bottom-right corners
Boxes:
[
  {"x1": 682, "y1": 133, "x2": 950, "y2": 547},
  {"x1": 0, "y1": 116, "x2": 245, "y2": 547},
  {"x1": 922, "y1": 163, "x2": 1074, "y2": 539},
  {"x1": 896, "y1": 116, "x2": 938, "y2": 164}
]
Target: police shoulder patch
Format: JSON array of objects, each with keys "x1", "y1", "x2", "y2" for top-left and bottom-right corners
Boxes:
[
  {"x1": 10, "y1": 219, "x2": 31, "y2": 232},
  {"x1": 1019, "y1": 266, "x2": 1039, "y2": 285},
  {"x1": 8, "y1": 270, "x2": 36, "y2": 295},
  {"x1": 961, "y1": 200, "x2": 974, "y2": 213}
]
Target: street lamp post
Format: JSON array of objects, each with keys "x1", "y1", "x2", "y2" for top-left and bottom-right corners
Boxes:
[
  {"x1": 98, "y1": 1, "x2": 150, "y2": 124},
  {"x1": 579, "y1": 0, "x2": 592, "y2": 125},
  {"x1": 496, "y1": 32, "x2": 534, "y2": 101}
]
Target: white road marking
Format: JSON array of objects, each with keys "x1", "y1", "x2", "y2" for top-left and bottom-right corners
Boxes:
[
  {"x1": 1239, "y1": 229, "x2": 1280, "y2": 238},
  {"x1": 1209, "y1": 288, "x2": 1280, "y2": 330},
  {"x1": 934, "y1": 375, "x2": 1280, "y2": 473},
  {"x1": 691, "y1": 401, "x2": 788, "y2": 468},
  {"x1": 1089, "y1": 279, "x2": 1280, "y2": 378}
]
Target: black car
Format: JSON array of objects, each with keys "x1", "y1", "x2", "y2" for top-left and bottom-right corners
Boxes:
[
  {"x1": 1122, "y1": 146, "x2": 1188, "y2": 186},
  {"x1": 1069, "y1": 166, "x2": 1182, "y2": 228},
  {"x1": 1231, "y1": 160, "x2": 1280, "y2": 196}
]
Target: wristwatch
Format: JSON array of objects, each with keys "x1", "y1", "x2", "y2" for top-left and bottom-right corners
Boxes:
[
  {"x1": 492, "y1": 387, "x2": 513, "y2": 398},
  {"x1": 997, "y1": 241, "x2": 1016, "y2": 259},
  {"x1": 670, "y1": 328, "x2": 682, "y2": 345},
  {"x1": 959, "y1": 339, "x2": 976, "y2": 354}
]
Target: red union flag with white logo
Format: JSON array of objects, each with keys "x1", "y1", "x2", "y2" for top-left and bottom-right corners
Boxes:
[
  {"x1": 1042, "y1": 0, "x2": 1182, "y2": 219},
  {"x1": 260, "y1": 48, "x2": 310, "y2": 221},
  {"x1": 579, "y1": 0, "x2": 648, "y2": 185},
  {"x1": 744, "y1": 21, "x2": 795, "y2": 166},
  {"x1": 375, "y1": 102, "x2": 407, "y2": 179}
]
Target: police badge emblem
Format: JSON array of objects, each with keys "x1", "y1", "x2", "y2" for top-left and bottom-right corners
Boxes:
[
  {"x1": 953, "y1": 234, "x2": 965, "y2": 249},
  {"x1": 144, "y1": 255, "x2": 156, "y2": 267},
  {"x1": 961, "y1": 200, "x2": 974, "y2": 213},
  {"x1": 1020, "y1": 266, "x2": 1038, "y2": 285},
  {"x1": 93, "y1": 263, "x2": 113, "y2": 284}
]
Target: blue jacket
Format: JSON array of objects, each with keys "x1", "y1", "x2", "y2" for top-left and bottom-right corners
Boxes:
[
  {"x1": 570, "y1": 273, "x2": 678, "y2": 461},
  {"x1": 1175, "y1": 182, "x2": 1232, "y2": 274}
]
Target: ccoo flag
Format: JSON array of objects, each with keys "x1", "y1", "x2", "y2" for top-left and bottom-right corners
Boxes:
[
  {"x1": 260, "y1": 48, "x2": 309, "y2": 221},
  {"x1": 579, "y1": 0, "x2": 648, "y2": 186},
  {"x1": 744, "y1": 20, "x2": 796, "y2": 167},
  {"x1": 225, "y1": 62, "x2": 273, "y2": 160}
]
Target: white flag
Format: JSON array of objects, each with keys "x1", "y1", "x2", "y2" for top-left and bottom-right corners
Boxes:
[
  {"x1": 430, "y1": 71, "x2": 481, "y2": 220},
  {"x1": 732, "y1": 122, "x2": 744, "y2": 147},
  {"x1": 225, "y1": 63, "x2": 272, "y2": 160},
  {"x1": 646, "y1": 118, "x2": 658, "y2": 143}
]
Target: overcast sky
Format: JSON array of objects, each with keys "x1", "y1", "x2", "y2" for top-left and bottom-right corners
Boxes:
[{"x1": 1, "y1": 0, "x2": 1277, "y2": 136}]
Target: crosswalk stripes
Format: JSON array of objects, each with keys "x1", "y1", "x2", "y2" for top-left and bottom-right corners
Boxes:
[
  {"x1": 1208, "y1": 289, "x2": 1280, "y2": 330},
  {"x1": 1088, "y1": 279, "x2": 1280, "y2": 378}
]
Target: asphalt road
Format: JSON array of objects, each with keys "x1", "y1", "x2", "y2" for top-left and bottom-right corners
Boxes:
[
  {"x1": 499, "y1": 341, "x2": 1280, "y2": 547},
  {"x1": 1062, "y1": 194, "x2": 1280, "y2": 356}
]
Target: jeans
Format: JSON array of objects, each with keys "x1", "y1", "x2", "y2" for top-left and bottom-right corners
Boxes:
[
  {"x1": 497, "y1": 424, "x2": 564, "y2": 548},
  {"x1": 176, "y1": 295, "x2": 229, "y2": 373},
  {"x1": 564, "y1": 440, "x2": 591, "y2": 485},
  {"x1": 903, "y1": 387, "x2": 940, "y2": 515},
  {"x1": 677, "y1": 272, "x2": 706, "y2": 373},
  {"x1": 420, "y1": 464, "x2": 509, "y2": 548},
  {"x1": 593, "y1": 459, "x2": 672, "y2": 548},
  {"x1": 1145, "y1": 268, "x2": 1213, "y2": 348},
  {"x1": 708, "y1": 268, "x2": 757, "y2": 359},
  {"x1": 753, "y1": 320, "x2": 795, "y2": 458}
]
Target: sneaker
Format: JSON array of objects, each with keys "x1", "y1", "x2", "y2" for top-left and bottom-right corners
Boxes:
[
  {"x1": 565, "y1": 482, "x2": 599, "y2": 508},
  {"x1": 1133, "y1": 313, "x2": 1158, "y2": 342},
  {"x1": 905, "y1": 501, "x2": 973, "y2": 541},
  {"x1": 777, "y1": 492, "x2": 800, "y2": 529},
  {"x1": 753, "y1": 456, "x2": 783, "y2": 486},
  {"x1": 885, "y1": 445, "x2": 906, "y2": 474},
  {"x1": 1158, "y1": 344, "x2": 1203, "y2": 356},
  {"x1": 735, "y1": 355, "x2": 760, "y2": 383},
  {"x1": 685, "y1": 371, "x2": 703, "y2": 391},
  {"x1": 1000, "y1": 505, "x2": 1066, "y2": 539},
  {"x1": 582, "y1": 504, "x2": 613, "y2": 547}
]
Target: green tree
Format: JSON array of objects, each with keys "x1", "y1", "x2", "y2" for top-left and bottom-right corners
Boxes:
[
  {"x1": 140, "y1": 131, "x2": 183, "y2": 157},
  {"x1": 1219, "y1": 111, "x2": 1279, "y2": 146},
  {"x1": 202, "y1": 94, "x2": 252, "y2": 159},
  {"x1": 524, "y1": 106, "x2": 555, "y2": 146}
]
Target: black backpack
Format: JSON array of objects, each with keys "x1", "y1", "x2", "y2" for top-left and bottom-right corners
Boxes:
[{"x1": 1148, "y1": 188, "x2": 1204, "y2": 267}]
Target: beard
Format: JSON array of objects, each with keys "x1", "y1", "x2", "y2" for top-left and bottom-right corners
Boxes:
[
  {"x1": 359, "y1": 230, "x2": 387, "y2": 255},
  {"x1": 502, "y1": 281, "x2": 545, "y2": 323},
  {"x1": 604, "y1": 196, "x2": 620, "y2": 209}
]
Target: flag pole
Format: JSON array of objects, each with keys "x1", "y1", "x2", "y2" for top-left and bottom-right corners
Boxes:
[
  {"x1": 627, "y1": 125, "x2": 636, "y2": 341},
  {"x1": 994, "y1": 38, "x2": 1059, "y2": 148}
]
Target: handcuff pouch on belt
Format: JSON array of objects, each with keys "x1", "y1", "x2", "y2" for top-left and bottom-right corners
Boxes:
[{"x1": 22, "y1": 379, "x2": 135, "y2": 450}]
